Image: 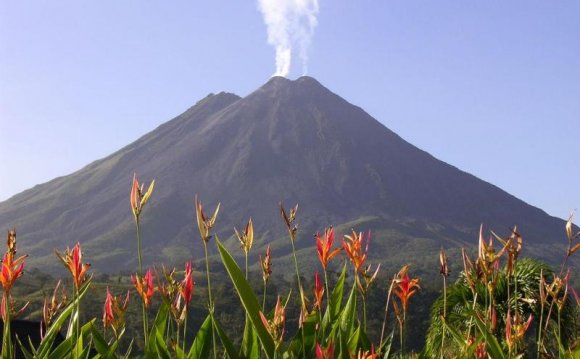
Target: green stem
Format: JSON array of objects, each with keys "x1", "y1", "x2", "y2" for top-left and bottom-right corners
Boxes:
[
  {"x1": 558, "y1": 310, "x2": 562, "y2": 359},
  {"x1": 2, "y1": 292, "x2": 12, "y2": 359},
  {"x1": 203, "y1": 241, "x2": 218, "y2": 359},
  {"x1": 537, "y1": 300, "x2": 544, "y2": 359},
  {"x1": 379, "y1": 277, "x2": 395, "y2": 354},
  {"x1": 440, "y1": 275, "x2": 447, "y2": 358},
  {"x1": 290, "y1": 239, "x2": 306, "y2": 359},
  {"x1": 245, "y1": 253, "x2": 248, "y2": 280},
  {"x1": 183, "y1": 313, "x2": 188, "y2": 356},
  {"x1": 135, "y1": 220, "x2": 149, "y2": 346},
  {"x1": 262, "y1": 280, "x2": 267, "y2": 311}
]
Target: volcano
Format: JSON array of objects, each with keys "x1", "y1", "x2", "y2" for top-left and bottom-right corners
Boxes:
[{"x1": 0, "y1": 76, "x2": 570, "y2": 273}]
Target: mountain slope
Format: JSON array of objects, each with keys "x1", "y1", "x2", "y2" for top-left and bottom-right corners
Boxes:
[{"x1": 0, "y1": 77, "x2": 570, "y2": 272}]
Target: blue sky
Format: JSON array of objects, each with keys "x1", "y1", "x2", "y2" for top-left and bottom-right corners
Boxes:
[{"x1": 1, "y1": 1, "x2": 578, "y2": 219}]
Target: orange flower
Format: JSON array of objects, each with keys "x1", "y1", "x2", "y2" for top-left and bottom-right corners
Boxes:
[
  {"x1": 315, "y1": 227, "x2": 341, "y2": 269},
  {"x1": 103, "y1": 287, "x2": 130, "y2": 338},
  {"x1": 55, "y1": 243, "x2": 90, "y2": 290},
  {"x1": 342, "y1": 230, "x2": 370, "y2": 273},
  {"x1": 260, "y1": 295, "x2": 285, "y2": 348},
  {"x1": 195, "y1": 195, "x2": 220, "y2": 242},
  {"x1": 393, "y1": 265, "x2": 420, "y2": 312},
  {"x1": 130, "y1": 173, "x2": 155, "y2": 221},
  {"x1": 356, "y1": 345, "x2": 376, "y2": 359},
  {"x1": 315, "y1": 341, "x2": 334, "y2": 359},
  {"x1": 313, "y1": 271, "x2": 325, "y2": 310},
  {"x1": 0, "y1": 229, "x2": 27, "y2": 294},
  {"x1": 132, "y1": 268, "x2": 155, "y2": 308},
  {"x1": 505, "y1": 309, "x2": 533, "y2": 349}
]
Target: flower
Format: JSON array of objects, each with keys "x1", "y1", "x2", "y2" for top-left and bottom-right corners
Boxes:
[
  {"x1": 439, "y1": 247, "x2": 449, "y2": 277},
  {"x1": 55, "y1": 243, "x2": 90, "y2": 290},
  {"x1": 260, "y1": 245, "x2": 273, "y2": 283},
  {"x1": 260, "y1": 295, "x2": 286, "y2": 348},
  {"x1": 42, "y1": 280, "x2": 66, "y2": 335},
  {"x1": 357, "y1": 263, "x2": 380, "y2": 296},
  {"x1": 505, "y1": 309, "x2": 533, "y2": 349},
  {"x1": 195, "y1": 195, "x2": 220, "y2": 242},
  {"x1": 315, "y1": 341, "x2": 334, "y2": 359},
  {"x1": 132, "y1": 268, "x2": 155, "y2": 308},
  {"x1": 279, "y1": 203, "x2": 298, "y2": 241},
  {"x1": 103, "y1": 287, "x2": 130, "y2": 338},
  {"x1": 356, "y1": 345, "x2": 376, "y2": 359},
  {"x1": 342, "y1": 230, "x2": 371, "y2": 273},
  {"x1": 393, "y1": 265, "x2": 420, "y2": 312},
  {"x1": 315, "y1": 227, "x2": 341, "y2": 269},
  {"x1": 180, "y1": 261, "x2": 194, "y2": 307},
  {"x1": 130, "y1": 173, "x2": 155, "y2": 221},
  {"x1": 235, "y1": 218, "x2": 254, "y2": 255},
  {"x1": 313, "y1": 271, "x2": 325, "y2": 310},
  {"x1": 0, "y1": 229, "x2": 28, "y2": 293}
]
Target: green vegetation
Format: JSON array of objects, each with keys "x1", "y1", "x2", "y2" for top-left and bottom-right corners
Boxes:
[{"x1": 1, "y1": 176, "x2": 578, "y2": 358}]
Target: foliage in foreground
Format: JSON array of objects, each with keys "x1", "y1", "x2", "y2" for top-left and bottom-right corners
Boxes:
[{"x1": 0, "y1": 174, "x2": 578, "y2": 358}]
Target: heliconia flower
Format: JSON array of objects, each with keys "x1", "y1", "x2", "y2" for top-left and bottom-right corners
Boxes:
[
  {"x1": 315, "y1": 227, "x2": 341, "y2": 269},
  {"x1": 42, "y1": 280, "x2": 66, "y2": 331},
  {"x1": 393, "y1": 265, "x2": 420, "y2": 312},
  {"x1": 315, "y1": 341, "x2": 334, "y2": 359},
  {"x1": 260, "y1": 295, "x2": 286, "y2": 348},
  {"x1": 475, "y1": 342, "x2": 487, "y2": 359},
  {"x1": 132, "y1": 268, "x2": 155, "y2": 308},
  {"x1": 313, "y1": 271, "x2": 325, "y2": 310},
  {"x1": 180, "y1": 261, "x2": 194, "y2": 307},
  {"x1": 55, "y1": 243, "x2": 90, "y2": 290},
  {"x1": 0, "y1": 295, "x2": 29, "y2": 322},
  {"x1": 279, "y1": 203, "x2": 298, "y2": 241},
  {"x1": 0, "y1": 229, "x2": 28, "y2": 294},
  {"x1": 102, "y1": 287, "x2": 130, "y2": 338},
  {"x1": 195, "y1": 195, "x2": 220, "y2": 242},
  {"x1": 505, "y1": 309, "x2": 533, "y2": 349},
  {"x1": 235, "y1": 218, "x2": 254, "y2": 255},
  {"x1": 130, "y1": 173, "x2": 155, "y2": 221},
  {"x1": 356, "y1": 345, "x2": 376, "y2": 359},
  {"x1": 490, "y1": 306, "x2": 497, "y2": 332},
  {"x1": 342, "y1": 230, "x2": 371, "y2": 273},
  {"x1": 439, "y1": 247, "x2": 449, "y2": 277},
  {"x1": 260, "y1": 245, "x2": 273, "y2": 283}
]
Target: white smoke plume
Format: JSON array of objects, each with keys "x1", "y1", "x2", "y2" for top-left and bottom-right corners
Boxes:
[{"x1": 257, "y1": 0, "x2": 320, "y2": 77}]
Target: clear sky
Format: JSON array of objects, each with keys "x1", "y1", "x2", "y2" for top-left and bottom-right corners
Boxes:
[{"x1": 1, "y1": 1, "x2": 578, "y2": 219}]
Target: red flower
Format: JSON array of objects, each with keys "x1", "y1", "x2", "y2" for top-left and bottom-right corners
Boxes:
[
  {"x1": 102, "y1": 287, "x2": 130, "y2": 337},
  {"x1": 260, "y1": 245, "x2": 273, "y2": 283},
  {"x1": 315, "y1": 227, "x2": 341, "y2": 269},
  {"x1": 315, "y1": 341, "x2": 334, "y2": 359},
  {"x1": 260, "y1": 295, "x2": 285, "y2": 348},
  {"x1": 55, "y1": 243, "x2": 90, "y2": 290},
  {"x1": 342, "y1": 230, "x2": 371, "y2": 273},
  {"x1": 180, "y1": 261, "x2": 194, "y2": 307},
  {"x1": 313, "y1": 271, "x2": 325, "y2": 310},
  {"x1": 0, "y1": 229, "x2": 27, "y2": 293},
  {"x1": 132, "y1": 268, "x2": 155, "y2": 308},
  {"x1": 393, "y1": 266, "x2": 420, "y2": 312}
]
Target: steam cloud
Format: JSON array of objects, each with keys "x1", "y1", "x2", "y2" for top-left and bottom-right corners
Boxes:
[{"x1": 257, "y1": 0, "x2": 320, "y2": 77}]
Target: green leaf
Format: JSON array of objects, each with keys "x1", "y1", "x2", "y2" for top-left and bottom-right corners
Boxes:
[
  {"x1": 212, "y1": 314, "x2": 240, "y2": 359},
  {"x1": 240, "y1": 315, "x2": 258, "y2": 359},
  {"x1": 329, "y1": 264, "x2": 347, "y2": 321},
  {"x1": 286, "y1": 311, "x2": 318, "y2": 358},
  {"x1": 339, "y1": 284, "x2": 357, "y2": 337},
  {"x1": 154, "y1": 329, "x2": 172, "y2": 359},
  {"x1": 216, "y1": 236, "x2": 276, "y2": 359},
  {"x1": 188, "y1": 314, "x2": 213, "y2": 359},
  {"x1": 471, "y1": 312, "x2": 505, "y2": 359},
  {"x1": 379, "y1": 329, "x2": 394, "y2": 359},
  {"x1": 146, "y1": 301, "x2": 170, "y2": 357},
  {"x1": 347, "y1": 326, "x2": 360, "y2": 356},
  {"x1": 48, "y1": 320, "x2": 94, "y2": 359},
  {"x1": 36, "y1": 278, "x2": 92, "y2": 358}
]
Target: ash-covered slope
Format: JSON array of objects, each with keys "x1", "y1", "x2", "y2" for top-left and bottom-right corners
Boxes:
[{"x1": 0, "y1": 76, "x2": 568, "y2": 272}]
